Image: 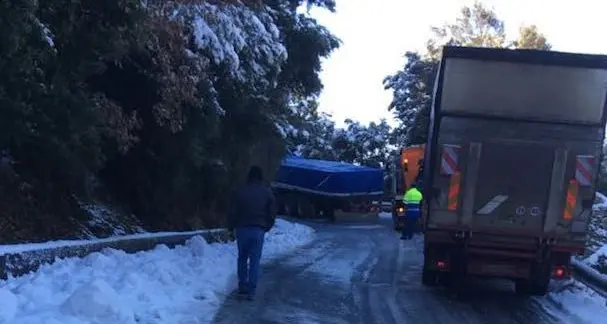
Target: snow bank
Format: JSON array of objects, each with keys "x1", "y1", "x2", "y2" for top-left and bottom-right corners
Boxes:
[
  {"x1": 594, "y1": 192, "x2": 607, "y2": 209},
  {"x1": 586, "y1": 245, "x2": 607, "y2": 267},
  {"x1": 0, "y1": 219, "x2": 315, "y2": 324},
  {"x1": 0, "y1": 229, "x2": 224, "y2": 256},
  {"x1": 0, "y1": 288, "x2": 18, "y2": 324},
  {"x1": 548, "y1": 280, "x2": 607, "y2": 323},
  {"x1": 578, "y1": 195, "x2": 607, "y2": 275}
]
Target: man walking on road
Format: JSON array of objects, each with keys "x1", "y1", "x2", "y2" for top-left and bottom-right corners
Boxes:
[
  {"x1": 401, "y1": 183, "x2": 423, "y2": 240},
  {"x1": 228, "y1": 165, "x2": 276, "y2": 300}
]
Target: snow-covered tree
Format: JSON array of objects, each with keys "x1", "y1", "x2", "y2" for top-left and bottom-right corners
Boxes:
[
  {"x1": 0, "y1": 0, "x2": 341, "y2": 241},
  {"x1": 384, "y1": 1, "x2": 552, "y2": 146},
  {"x1": 282, "y1": 97, "x2": 337, "y2": 159},
  {"x1": 332, "y1": 119, "x2": 394, "y2": 168},
  {"x1": 511, "y1": 25, "x2": 551, "y2": 50}
]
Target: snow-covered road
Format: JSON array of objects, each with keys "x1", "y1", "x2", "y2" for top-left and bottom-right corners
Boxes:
[
  {"x1": 213, "y1": 216, "x2": 607, "y2": 324},
  {"x1": 2, "y1": 216, "x2": 607, "y2": 323}
]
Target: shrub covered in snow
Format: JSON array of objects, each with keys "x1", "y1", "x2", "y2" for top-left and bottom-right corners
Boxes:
[
  {"x1": 580, "y1": 193, "x2": 607, "y2": 274},
  {"x1": 0, "y1": 219, "x2": 315, "y2": 323},
  {"x1": 384, "y1": 2, "x2": 551, "y2": 146},
  {"x1": 285, "y1": 104, "x2": 395, "y2": 169},
  {"x1": 0, "y1": 0, "x2": 339, "y2": 242}
]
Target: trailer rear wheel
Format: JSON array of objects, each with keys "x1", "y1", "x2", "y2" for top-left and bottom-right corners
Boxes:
[
  {"x1": 323, "y1": 207, "x2": 336, "y2": 222},
  {"x1": 437, "y1": 272, "x2": 452, "y2": 286},
  {"x1": 515, "y1": 262, "x2": 550, "y2": 296},
  {"x1": 421, "y1": 266, "x2": 438, "y2": 286},
  {"x1": 515, "y1": 280, "x2": 548, "y2": 296},
  {"x1": 298, "y1": 196, "x2": 317, "y2": 219}
]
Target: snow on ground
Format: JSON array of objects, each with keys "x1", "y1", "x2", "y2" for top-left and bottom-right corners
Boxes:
[
  {"x1": 595, "y1": 192, "x2": 607, "y2": 209},
  {"x1": 547, "y1": 280, "x2": 607, "y2": 324},
  {"x1": 79, "y1": 202, "x2": 145, "y2": 237},
  {"x1": 578, "y1": 194, "x2": 607, "y2": 276},
  {"x1": 379, "y1": 212, "x2": 392, "y2": 220},
  {"x1": 0, "y1": 219, "x2": 315, "y2": 324},
  {"x1": 0, "y1": 229, "x2": 221, "y2": 256},
  {"x1": 538, "y1": 196, "x2": 607, "y2": 322}
]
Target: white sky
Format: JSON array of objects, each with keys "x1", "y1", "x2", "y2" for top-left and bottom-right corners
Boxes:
[{"x1": 309, "y1": 0, "x2": 607, "y2": 127}]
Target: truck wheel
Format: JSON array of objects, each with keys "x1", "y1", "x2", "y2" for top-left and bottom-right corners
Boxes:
[
  {"x1": 298, "y1": 196, "x2": 316, "y2": 219},
  {"x1": 525, "y1": 274, "x2": 550, "y2": 296},
  {"x1": 437, "y1": 272, "x2": 452, "y2": 286},
  {"x1": 514, "y1": 280, "x2": 531, "y2": 295},
  {"x1": 515, "y1": 280, "x2": 548, "y2": 296},
  {"x1": 515, "y1": 269, "x2": 549, "y2": 296},
  {"x1": 324, "y1": 207, "x2": 336, "y2": 222},
  {"x1": 287, "y1": 198, "x2": 299, "y2": 218},
  {"x1": 529, "y1": 282, "x2": 549, "y2": 296},
  {"x1": 422, "y1": 267, "x2": 438, "y2": 286}
]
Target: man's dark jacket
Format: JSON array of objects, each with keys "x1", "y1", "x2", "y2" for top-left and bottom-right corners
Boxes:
[{"x1": 228, "y1": 182, "x2": 276, "y2": 231}]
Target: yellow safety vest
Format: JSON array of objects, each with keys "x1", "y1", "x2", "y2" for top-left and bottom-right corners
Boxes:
[{"x1": 403, "y1": 188, "x2": 423, "y2": 211}]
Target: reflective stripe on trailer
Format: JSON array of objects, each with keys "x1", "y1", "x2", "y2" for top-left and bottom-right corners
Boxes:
[
  {"x1": 563, "y1": 179, "x2": 578, "y2": 221},
  {"x1": 440, "y1": 145, "x2": 461, "y2": 175},
  {"x1": 448, "y1": 171, "x2": 461, "y2": 211},
  {"x1": 575, "y1": 155, "x2": 595, "y2": 186},
  {"x1": 476, "y1": 195, "x2": 509, "y2": 215}
]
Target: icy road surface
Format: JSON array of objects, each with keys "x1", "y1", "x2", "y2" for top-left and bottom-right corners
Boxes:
[{"x1": 213, "y1": 216, "x2": 607, "y2": 324}]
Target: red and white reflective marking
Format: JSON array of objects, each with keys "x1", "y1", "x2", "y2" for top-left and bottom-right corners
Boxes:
[
  {"x1": 575, "y1": 155, "x2": 595, "y2": 186},
  {"x1": 440, "y1": 144, "x2": 461, "y2": 175}
]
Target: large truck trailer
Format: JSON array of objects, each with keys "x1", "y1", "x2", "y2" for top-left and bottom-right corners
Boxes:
[
  {"x1": 272, "y1": 155, "x2": 384, "y2": 221},
  {"x1": 421, "y1": 46, "x2": 607, "y2": 296}
]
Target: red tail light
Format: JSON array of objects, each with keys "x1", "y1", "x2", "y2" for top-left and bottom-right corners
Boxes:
[
  {"x1": 436, "y1": 260, "x2": 448, "y2": 269},
  {"x1": 553, "y1": 265, "x2": 570, "y2": 279}
]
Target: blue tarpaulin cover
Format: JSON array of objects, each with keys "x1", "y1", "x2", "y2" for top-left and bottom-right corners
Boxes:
[{"x1": 272, "y1": 156, "x2": 384, "y2": 197}]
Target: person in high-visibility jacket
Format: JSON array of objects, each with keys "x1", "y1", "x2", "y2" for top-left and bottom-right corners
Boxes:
[{"x1": 401, "y1": 183, "x2": 423, "y2": 240}]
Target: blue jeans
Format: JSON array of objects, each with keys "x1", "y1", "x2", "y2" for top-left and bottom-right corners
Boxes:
[
  {"x1": 401, "y1": 210, "x2": 420, "y2": 239},
  {"x1": 236, "y1": 226, "x2": 265, "y2": 295}
]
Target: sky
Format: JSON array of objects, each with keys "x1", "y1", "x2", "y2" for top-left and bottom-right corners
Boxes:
[{"x1": 309, "y1": 0, "x2": 607, "y2": 127}]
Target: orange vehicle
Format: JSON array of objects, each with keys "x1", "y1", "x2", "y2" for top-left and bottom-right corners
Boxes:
[
  {"x1": 402, "y1": 144, "x2": 425, "y2": 189},
  {"x1": 391, "y1": 144, "x2": 425, "y2": 230}
]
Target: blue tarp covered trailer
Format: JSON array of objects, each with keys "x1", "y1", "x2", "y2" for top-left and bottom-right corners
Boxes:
[{"x1": 272, "y1": 156, "x2": 384, "y2": 197}]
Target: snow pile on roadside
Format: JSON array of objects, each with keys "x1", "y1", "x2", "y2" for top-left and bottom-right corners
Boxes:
[
  {"x1": 581, "y1": 192, "x2": 607, "y2": 274},
  {"x1": 0, "y1": 219, "x2": 315, "y2": 324},
  {"x1": 585, "y1": 245, "x2": 607, "y2": 275},
  {"x1": 594, "y1": 192, "x2": 607, "y2": 209},
  {"x1": 548, "y1": 280, "x2": 607, "y2": 323}
]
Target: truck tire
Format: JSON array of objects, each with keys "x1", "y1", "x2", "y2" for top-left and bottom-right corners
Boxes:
[
  {"x1": 437, "y1": 272, "x2": 452, "y2": 286},
  {"x1": 446, "y1": 249, "x2": 467, "y2": 292},
  {"x1": 514, "y1": 280, "x2": 530, "y2": 295},
  {"x1": 298, "y1": 196, "x2": 316, "y2": 219},
  {"x1": 529, "y1": 282, "x2": 549, "y2": 296},
  {"x1": 515, "y1": 280, "x2": 548, "y2": 296},
  {"x1": 323, "y1": 207, "x2": 336, "y2": 222},
  {"x1": 515, "y1": 262, "x2": 550, "y2": 296},
  {"x1": 422, "y1": 265, "x2": 438, "y2": 286},
  {"x1": 286, "y1": 195, "x2": 299, "y2": 218}
]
